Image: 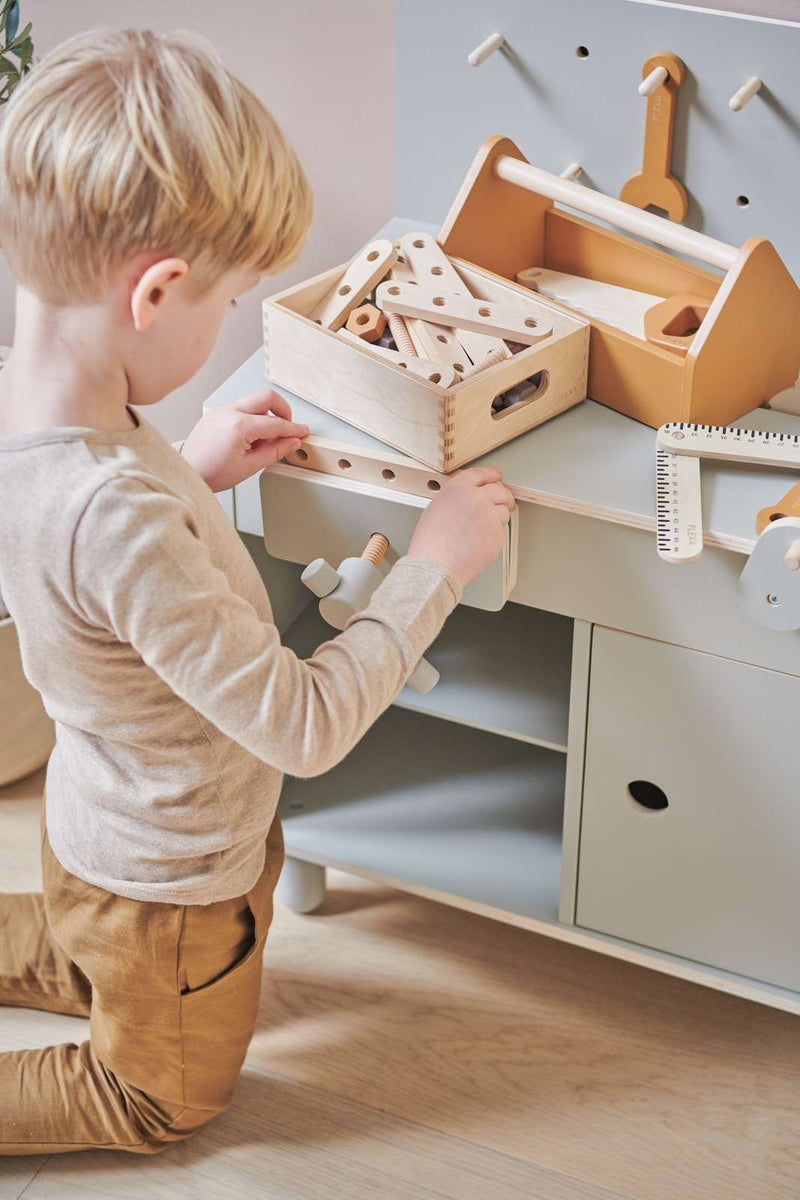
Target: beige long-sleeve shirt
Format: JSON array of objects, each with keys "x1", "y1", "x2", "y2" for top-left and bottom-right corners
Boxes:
[{"x1": 0, "y1": 413, "x2": 460, "y2": 903}]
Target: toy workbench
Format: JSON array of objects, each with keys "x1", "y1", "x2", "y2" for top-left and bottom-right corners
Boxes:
[{"x1": 206, "y1": 0, "x2": 800, "y2": 1015}]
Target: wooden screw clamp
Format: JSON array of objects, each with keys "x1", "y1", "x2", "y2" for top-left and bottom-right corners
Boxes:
[{"x1": 301, "y1": 535, "x2": 440, "y2": 694}]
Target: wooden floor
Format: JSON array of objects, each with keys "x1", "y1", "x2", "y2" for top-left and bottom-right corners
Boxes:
[{"x1": 0, "y1": 771, "x2": 798, "y2": 1200}]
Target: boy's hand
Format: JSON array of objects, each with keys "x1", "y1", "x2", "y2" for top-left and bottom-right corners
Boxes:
[
  {"x1": 408, "y1": 467, "x2": 516, "y2": 588},
  {"x1": 180, "y1": 391, "x2": 309, "y2": 492}
]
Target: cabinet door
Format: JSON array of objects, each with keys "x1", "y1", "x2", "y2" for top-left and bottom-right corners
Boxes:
[
  {"x1": 576, "y1": 627, "x2": 800, "y2": 992},
  {"x1": 257, "y1": 467, "x2": 516, "y2": 613}
]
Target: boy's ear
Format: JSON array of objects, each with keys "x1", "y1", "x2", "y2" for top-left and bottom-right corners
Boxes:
[{"x1": 130, "y1": 258, "x2": 189, "y2": 333}]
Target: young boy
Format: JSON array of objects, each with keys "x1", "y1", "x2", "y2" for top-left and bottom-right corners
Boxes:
[{"x1": 0, "y1": 29, "x2": 514, "y2": 1155}]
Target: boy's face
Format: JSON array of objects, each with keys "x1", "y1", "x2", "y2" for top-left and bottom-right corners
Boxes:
[{"x1": 124, "y1": 261, "x2": 261, "y2": 406}]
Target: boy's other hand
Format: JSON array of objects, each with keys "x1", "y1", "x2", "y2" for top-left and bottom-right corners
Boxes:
[
  {"x1": 407, "y1": 466, "x2": 516, "y2": 589},
  {"x1": 180, "y1": 391, "x2": 309, "y2": 492}
]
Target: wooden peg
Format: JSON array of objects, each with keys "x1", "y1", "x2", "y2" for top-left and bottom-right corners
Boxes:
[
  {"x1": 639, "y1": 65, "x2": 669, "y2": 97},
  {"x1": 756, "y1": 482, "x2": 800, "y2": 534},
  {"x1": 310, "y1": 239, "x2": 396, "y2": 331},
  {"x1": 620, "y1": 51, "x2": 688, "y2": 224},
  {"x1": 345, "y1": 304, "x2": 386, "y2": 343},
  {"x1": 729, "y1": 75, "x2": 762, "y2": 112},
  {"x1": 468, "y1": 32, "x2": 504, "y2": 66},
  {"x1": 560, "y1": 162, "x2": 583, "y2": 181},
  {"x1": 376, "y1": 280, "x2": 553, "y2": 345}
]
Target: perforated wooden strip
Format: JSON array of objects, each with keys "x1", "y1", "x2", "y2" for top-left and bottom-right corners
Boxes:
[
  {"x1": 400, "y1": 232, "x2": 510, "y2": 364},
  {"x1": 311, "y1": 239, "x2": 397, "y2": 331},
  {"x1": 376, "y1": 281, "x2": 553, "y2": 345}
]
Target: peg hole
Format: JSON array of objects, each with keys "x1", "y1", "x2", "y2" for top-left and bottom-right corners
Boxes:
[
  {"x1": 397, "y1": 254, "x2": 406, "y2": 263},
  {"x1": 388, "y1": 285, "x2": 400, "y2": 295},
  {"x1": 366, "y1": 250, "x2": 379, "y2": 261},
  {"x1": 294, "y1": 448, "x2": 308, "y2": 461},
  {"x1": 478, "y1": 306, "x2": 491, "y2": 317},
  {"x1": 436, "y1": 333, "x2": 448, "y2": 343},
  {"x1": 426, "y1": 479, "x2": 441, "y2": 491},
  {"x1": 314, "y1": 318, "x2": 322, "y2": 325},
  {"x1": 736, "y1": 194, "x2": 750, "y2": 208},
  {"x1": 524, "y1": 317, "x2": 537, "y2": 328},
  {"x1": 356, "y1": 313, "x2": 369, "y2": 325},
  {"x1": 398, "y1": 362, "x2": 408, "y2": 369},
  {"x1": 575, "y1": 45, "x2": 590, "y2": 57},
  {"x1": 428, "y1": 372, "x2": 442, "y2": 383},
  {"x1": 413, "y1": 239, "x2": 426, "y2": 248},
  {"x1": 769, "y1": 512, "x2": 787, "y2": 522},
  {"x1": 338, "y1": 285, "x2": 351, "y2": 296},
  {"x1": 432, "y1": 296, "x2": 446, "y2": 306},
  {"x1": 382, "y1": 468, "x2": 396, "y2": 481},
  {"x1": 627, "y1": 780, "x2": 669, "y2": 812},
  {"x1": 431, "y1": 266, "x2": 444, "y2": 276},
  {"x1": 453, "y1": 362, "x2": 465, "y2": 372},
  {"x1": 337, "y1": 458, "x2": 352, "y2": 470}
]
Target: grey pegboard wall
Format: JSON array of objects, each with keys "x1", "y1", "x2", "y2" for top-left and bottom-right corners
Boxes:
[{"x1": 394, "y1": 0, "x2": 800, "y2": 279}]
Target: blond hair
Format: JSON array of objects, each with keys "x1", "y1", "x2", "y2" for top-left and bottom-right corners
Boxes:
[{"x1": 0, "y1": 28, "x2": 312, "y2": 302}]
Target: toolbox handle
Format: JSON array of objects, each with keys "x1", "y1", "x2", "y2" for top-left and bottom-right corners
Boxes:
[{"x1": 494, "y1": 156, "x2": 738, "y2": 273}]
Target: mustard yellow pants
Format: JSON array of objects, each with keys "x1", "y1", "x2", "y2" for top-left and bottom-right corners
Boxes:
[{"x1": 0, "y1": 816, "x2": 284, "y2": 1155}]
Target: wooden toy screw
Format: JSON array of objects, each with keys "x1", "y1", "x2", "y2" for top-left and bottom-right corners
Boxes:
[
  {"x1": 458, "y1": 347, "x2": 507, "y2": 380},
  {"x1": 361, "y1": 532, "x2": 389, "y2": 567},
  {"x1": 387, "y1": 314, "x2": 416, "y2": 358}
]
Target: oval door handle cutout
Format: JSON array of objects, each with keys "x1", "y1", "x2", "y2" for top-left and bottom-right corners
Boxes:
[{"x1": 627, "y1": 780, "x2": 669, "y2": 812}]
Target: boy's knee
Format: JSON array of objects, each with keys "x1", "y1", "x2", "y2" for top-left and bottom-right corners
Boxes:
[{"x1": 122, "y1": 1083, "x2": 227, "y2": 1154}]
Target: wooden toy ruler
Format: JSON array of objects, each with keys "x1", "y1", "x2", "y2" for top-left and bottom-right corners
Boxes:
[{"x1": 656, "y1": 423, "x2": 800, "y2": 563}]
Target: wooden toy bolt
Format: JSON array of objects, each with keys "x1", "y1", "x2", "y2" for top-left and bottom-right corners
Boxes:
[{"x1": 301, "y1": 535, "x2": 440, "y2": 694}]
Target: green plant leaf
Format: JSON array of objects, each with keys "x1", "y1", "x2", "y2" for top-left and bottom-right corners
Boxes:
[{"x1": 5, "y1": 2, "x2": 19, "y2": 43}]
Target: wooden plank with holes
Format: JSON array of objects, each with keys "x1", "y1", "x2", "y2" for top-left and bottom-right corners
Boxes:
[
  {"x1": 400, "y1": 231, "x2": 510, "y2": 365},
  {"x1": 376, "y1": 281, "x2": 554, "y2": 345},
  {"x1": 311, "y1": 239, "x2": 396, "y2": 330}
]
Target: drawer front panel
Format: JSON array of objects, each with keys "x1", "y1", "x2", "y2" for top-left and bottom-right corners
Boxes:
[
  {"x1": 576, "y1": 626, "x2": 800, "y2": 991},
  {"x1": 510, "y1": 503, "x2": 800, "y2": 677},
  {"x1": 258, "y1": 468, "x2": 514, "y2": 612}
]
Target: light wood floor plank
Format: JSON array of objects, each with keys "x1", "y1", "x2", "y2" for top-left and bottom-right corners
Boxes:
[
  {"x1": 0, "y1": 1159, "x2": 46, "y2": 1200},
  {"x1": 248, "y1": 874, "x2": 800, "y2": 1200},
  {"x1": 20, "y1": 1065, "x2": 628, "y2": 1200}
]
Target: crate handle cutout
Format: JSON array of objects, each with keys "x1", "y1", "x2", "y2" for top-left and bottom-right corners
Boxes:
[{"x1": 491, "y1": 370, "x2": 549, "y2": 420}]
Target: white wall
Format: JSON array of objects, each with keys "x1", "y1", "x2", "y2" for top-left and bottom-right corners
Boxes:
[{"x1": 0, "y1": 0, "x2": 395, "y2": 440}]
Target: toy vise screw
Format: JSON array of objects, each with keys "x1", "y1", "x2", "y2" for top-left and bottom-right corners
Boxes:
[{"x1": 301, "y1": 533, "x2": 440, "y2": 694}]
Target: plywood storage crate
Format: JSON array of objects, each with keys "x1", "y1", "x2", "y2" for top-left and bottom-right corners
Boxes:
[{"x1": 263, "y1": 258, "x2": 589, "y2": 473}]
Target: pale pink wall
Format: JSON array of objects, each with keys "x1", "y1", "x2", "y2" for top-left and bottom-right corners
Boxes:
[{"x1": 0, "y1": 0, "x2": 396, "y2": 440}]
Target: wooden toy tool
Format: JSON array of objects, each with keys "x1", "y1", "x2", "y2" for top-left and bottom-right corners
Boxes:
[
  {"x1": 339, "y1": 329, "x2": 458, "y2": 387},
  {"x1": 376, "y1": 281, "x2": 553, "y2": 345},
  {"x1": 301, "y1": 534, "x2": 440, "y2": 694},
  {"x1": 399, "y1": 232, "x2": 510, "y2": 366},
  {"x1": 655, "y1": 422, "x2": 800, "y2": 563},
  {"x1": 756, "y1": 482, "x2": 800, "y2": 534},
  {"x1": 390, "y1": 255, "x2": 469, "y2": 370},
  {"x1": 311, "y1": 239, "x2": 396, "y2": 330},
  {"x1": 620, "y1": 52, "x2": 688, "y2": 223}
]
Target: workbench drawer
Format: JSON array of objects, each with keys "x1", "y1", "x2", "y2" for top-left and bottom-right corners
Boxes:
[
  {"x1": 576, "y1": 626, "x2": 800, "y2": 992},
  {"x1": 259, "y1": 466, "x2": 517, "y2": 612}
]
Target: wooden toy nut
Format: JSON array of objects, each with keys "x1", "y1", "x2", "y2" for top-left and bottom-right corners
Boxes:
[{"x1": 345, "y1": 304, "x2": 387, "y2": 344}]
